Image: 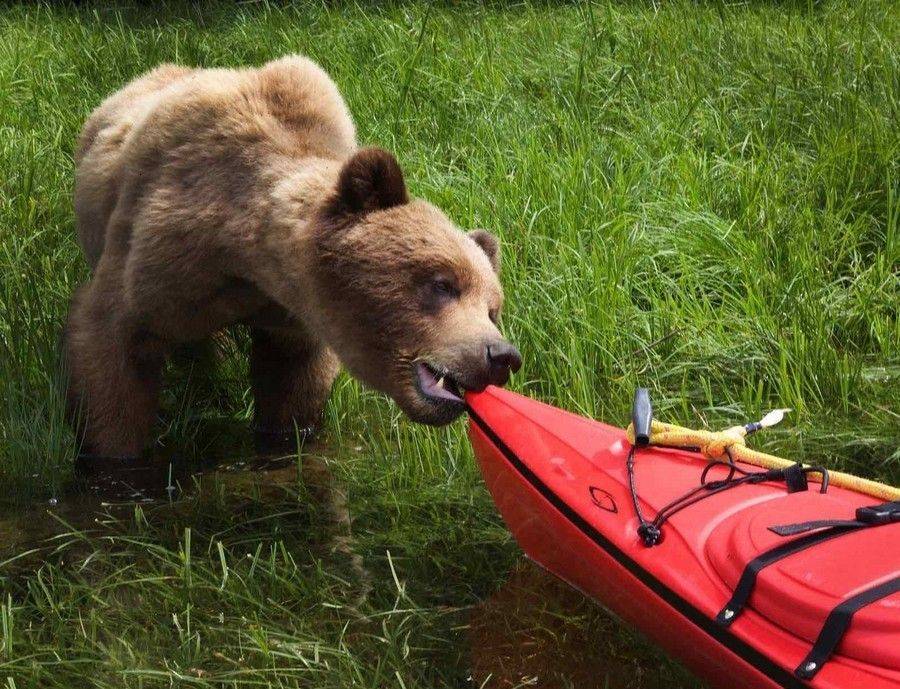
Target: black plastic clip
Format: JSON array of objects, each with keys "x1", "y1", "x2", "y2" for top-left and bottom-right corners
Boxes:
[
  {"x1": 637, "y1": 523, "x2": 663, "y2": 547},
  {"x1": 783, "y1": 463, "x2": 809, "y2": 493},
  {"x1": 855, "y1": 501, "x2": 900, "y2": 525}
]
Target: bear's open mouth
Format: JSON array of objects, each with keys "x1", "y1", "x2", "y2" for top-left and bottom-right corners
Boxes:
[{"x1": 415, "y1": 361, "x2": 464, "y2": 404}]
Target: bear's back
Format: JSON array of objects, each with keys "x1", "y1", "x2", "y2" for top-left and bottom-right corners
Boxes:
[
  {"x1": 254, "y1": 55, "x2": 357, "y2": 160},
  {"x1": 75, "y1": 56, "x2": 357, "y2": 269}
]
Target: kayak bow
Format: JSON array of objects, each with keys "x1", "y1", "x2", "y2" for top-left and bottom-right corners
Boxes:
[{"x1": 467, "y1": 387, "x2": 899, "y2": 689}]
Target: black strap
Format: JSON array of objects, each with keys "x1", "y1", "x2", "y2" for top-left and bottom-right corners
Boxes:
[
  {"x1": 769, "y1": 519, "x2": 864, "y2": 537},
  {"x1": 716, "y1": 523, "x2": 865, "y2": 626},
  {"x1": 769, "y1": 501, "x2": 900, "y2": 536},
  {"x1": 720, "y1": 502, "x2": 900, "y2": 625},
  {"x1": 795, "y1": 576, "x2": 900, "y2": 679}
]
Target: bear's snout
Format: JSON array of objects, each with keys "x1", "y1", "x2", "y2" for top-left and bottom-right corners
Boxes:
[
  {"x1": 486, "y1": 341, "x2": 522, "y2": 387},
  {"x1": 445, "y1": 338, "x2": 521, "y2": 393},
  {"x1": 410, "y1": 336, "x2": 521, "y2": 425}
]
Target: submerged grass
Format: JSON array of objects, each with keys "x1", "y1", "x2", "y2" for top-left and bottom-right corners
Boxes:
[{"x1": 0, "y1": 1, "x2": 897, "y2": 686}]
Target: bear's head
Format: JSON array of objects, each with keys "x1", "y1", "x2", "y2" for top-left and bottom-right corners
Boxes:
[{"x1": 310, "y1": 147, "x2": 521, "y2": 425}]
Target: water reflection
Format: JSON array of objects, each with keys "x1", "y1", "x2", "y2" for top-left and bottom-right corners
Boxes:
[
  {"x1": 0, "y1": 420, "x2": 368, "y2": 608},
  {"x1": 1, "y1": 422, "x2": 694, "y2": 686},
  {"x1": 468, "y1": 560, "x2": 701, "y2": 689}
]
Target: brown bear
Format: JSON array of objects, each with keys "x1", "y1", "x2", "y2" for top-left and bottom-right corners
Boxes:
[{"x1": 65, "y1": 55, "x2": 520, "y2": 459}]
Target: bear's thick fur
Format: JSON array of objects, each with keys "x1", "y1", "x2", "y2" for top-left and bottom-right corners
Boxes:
[{"x1": 65, "y1": 55, "x2": 520, "y2": 458}]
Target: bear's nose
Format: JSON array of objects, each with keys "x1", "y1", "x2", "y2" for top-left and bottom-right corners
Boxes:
[{"x1": 486, "y1": 341, "x2": 522, "y2": 386}]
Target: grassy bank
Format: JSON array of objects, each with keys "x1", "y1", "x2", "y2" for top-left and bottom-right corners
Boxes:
[{"x1": 0, "y1": 1, "x2": 897, "y2": 686}]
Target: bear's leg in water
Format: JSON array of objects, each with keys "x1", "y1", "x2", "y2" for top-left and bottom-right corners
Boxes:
[
  {"x1": 249, "y1": 326, "x2": 339, "y2": 453},
  {"x1": 63, "y1": 277, "x2": 166, "y2": 460}
]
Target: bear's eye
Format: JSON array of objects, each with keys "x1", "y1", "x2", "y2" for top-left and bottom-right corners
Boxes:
[
  {"x1": 489, "y1": 308, "x2": 499, "y2": 324},
  {"x1": 431, "y1": 279, "x2": 460, "y2": 299}
]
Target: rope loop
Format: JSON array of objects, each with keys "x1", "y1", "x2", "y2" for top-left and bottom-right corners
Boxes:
[
  {"x1": 699, "y1": 428, "x2": 746, "y2": 460},
  {"x1": 625, "y1": 417, "x2": 899, "y2": 502}
]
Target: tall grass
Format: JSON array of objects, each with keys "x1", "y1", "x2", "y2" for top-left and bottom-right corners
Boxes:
[
  {"x1": 1, "y1": 1, "x2": 897, "y2": 497},
  {"x1": 0, "y1": 1, "x2": 897, "y2": 686}
]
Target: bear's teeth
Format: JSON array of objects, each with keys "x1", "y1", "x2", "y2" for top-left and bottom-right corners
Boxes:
[{"x1": 436, "y1": 376, "x2": 446, "y2": 389}]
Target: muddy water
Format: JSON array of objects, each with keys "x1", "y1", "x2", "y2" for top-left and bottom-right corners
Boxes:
[
  {"x1": 468, "y1": 560, "x2": 700, "y2": 689},
  {"x1": 0, "y1": 427, "x2": 696, "y2": 688},
  {"x1": 0, "y1": 421, "x2": 357, "y2": 572}
]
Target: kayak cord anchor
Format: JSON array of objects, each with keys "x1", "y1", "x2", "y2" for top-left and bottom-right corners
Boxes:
[
  {"x1": 627, "y1": 389, "x2": 662, "y2": 546},
  {"x1": 625, "y1": 390, "x2": 830, "y2": 548},
  {"x1": 625, "y1": 396, "x2": 899, "y2": 502}
]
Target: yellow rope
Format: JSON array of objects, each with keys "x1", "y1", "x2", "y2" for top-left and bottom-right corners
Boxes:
[{"x1": 625, "y1": 419, "x2": 900, "y2": 502}]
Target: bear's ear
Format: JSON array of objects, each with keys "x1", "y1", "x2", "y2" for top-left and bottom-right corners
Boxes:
[
  {"x1": 329, "y1": 147, "x2": 409, "y2": 217},
  {"x1": 469, "y1": 229, "x2": 500, "y2": 272}
]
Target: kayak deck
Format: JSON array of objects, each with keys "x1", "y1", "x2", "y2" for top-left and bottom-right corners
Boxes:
[{"x1": 467, "y1": 387, "x2": 900, "y2": 689}]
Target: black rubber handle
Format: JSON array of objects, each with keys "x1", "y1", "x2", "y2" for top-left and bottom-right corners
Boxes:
[
  {"x1": 856, "y1": 501, "x2": 900, "y2": 525},
  {"x1": 632, "y1": 388, "x2": 652, "y2": 447}
]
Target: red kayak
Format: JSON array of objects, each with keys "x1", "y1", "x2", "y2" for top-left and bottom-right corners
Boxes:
[{"x1": 467, "y1": 386, "x2": 900, "y2": 689}]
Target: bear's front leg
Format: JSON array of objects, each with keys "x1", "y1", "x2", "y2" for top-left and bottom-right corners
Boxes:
[
  {"x1": 249, "y1": 327, "x2": 339, "y2": 454},
  {"x1": 64, "y1": 282, "x2": 166, "y2": 460}
]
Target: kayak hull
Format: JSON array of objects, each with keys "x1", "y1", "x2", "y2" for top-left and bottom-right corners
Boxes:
[{"x1": 467, "y1": 387, "x2": 900, "y2": 689}]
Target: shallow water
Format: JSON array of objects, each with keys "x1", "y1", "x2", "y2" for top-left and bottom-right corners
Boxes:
[
  {"x1": 468, "y1": 560, "x2": 703, "y2": 689},
  {"x1": 0, "y1": 419, "x2": 270, "y2": 545},
  {"x1": 0, "y1": 427, "x2": 700, "y2": 688}
]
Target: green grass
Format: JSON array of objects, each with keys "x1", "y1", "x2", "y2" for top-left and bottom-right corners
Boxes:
[{"x1": 0, "y1": 0, "x2": 898, "y2": 686}]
